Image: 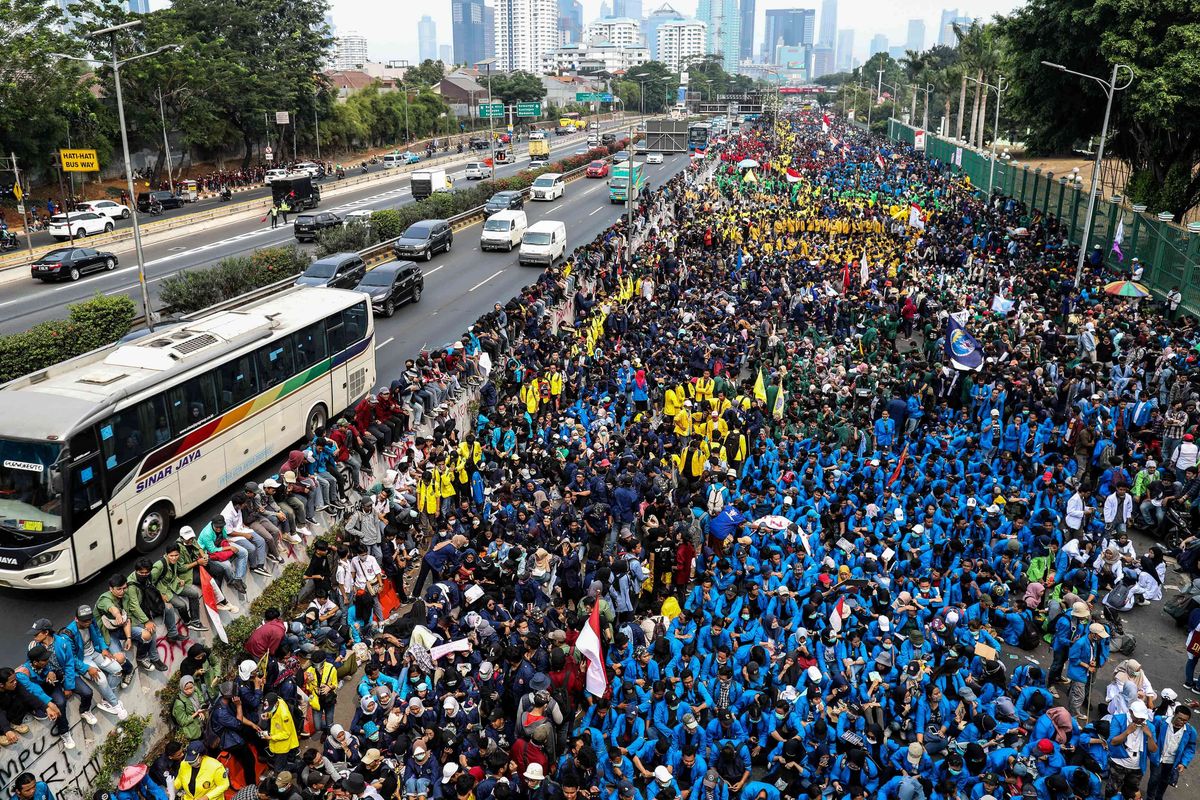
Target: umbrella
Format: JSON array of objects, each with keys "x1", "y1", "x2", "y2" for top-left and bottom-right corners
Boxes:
[
  {"x1": 1103, "y1": 280, "x2": 1150, "y2": 298},
  {"x1": 737, "y1": 158, "x2": 760, "y2": 169}
]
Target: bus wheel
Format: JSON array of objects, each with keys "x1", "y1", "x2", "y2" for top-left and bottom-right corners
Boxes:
[
  {"x1": 306, "y1": 404, "x2": 328, "y2": 439},
  {"x1": 135, "y1": 504, "x2": 172, "y2": 553}
]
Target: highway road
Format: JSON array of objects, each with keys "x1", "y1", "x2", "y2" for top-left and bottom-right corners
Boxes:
[
  {"x1": 0, "y1": 119, "x2": 637, "y2": 336},
  {"x1": 0, "y1": 151, "x2": 687, "y2": 664}
]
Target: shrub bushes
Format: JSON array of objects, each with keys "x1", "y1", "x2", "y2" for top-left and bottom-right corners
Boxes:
[
  {"x1": 0, "y1": 294, "x2": 136, "y2": 383},
  {"x1": 315, "y1": 222, "x2": 375, "y2": 258},
  {"x1": 159, "y1": 246, "x2": 311, "y2": 313}
]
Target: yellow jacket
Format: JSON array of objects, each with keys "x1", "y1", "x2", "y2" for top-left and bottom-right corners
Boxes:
[
  {"x1": 438, "y1": 466, "x2": 456, "y2": 498},
  {"x1": 417, "y1": 478, "x2": 439, "y2": 515},
  {"x1": 175, "y1": 757, "x2": 229, "y2": 800},
  {"x1": 547, "y1": 371, "x2": 563, "y2": 396},
  {"x1": 673, "y1": 409, "x2": 692, "y2": 437},
  {"x1": 520, "y1": 380, "x2": 541, "y2": 414},
  {"x1": 674, "y1": 443, "x2": 710, "y2": 477},
  {"x1": 268, "y1": 699, "x2": 299, "y2": 754},
  {"x1": 694, "y1": 377, "x2": 714, "y2": 401},
  {"x1": 663, "y1": 386, "x2": 682, "y2": 417},
  {"x1": 305, "y1": 661, "x2": 339, "y2": 710},
  {"x1": 459, "y1": 439, "x2": 483, "y2": 467}
]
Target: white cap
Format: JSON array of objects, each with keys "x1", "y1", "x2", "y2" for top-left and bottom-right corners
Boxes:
[
  {"x1": 894, "y1": 508, "x2": 904, "y2": 520},
  {"x1": 523, "y1": 764, "x2": 545, "y2": 781},
  {"x1": 654, "y1": 766, "x2": 672, "y2": 784},
  {"x1": 178, "y1": 526, "x2": 196, "y2": 540},
  {"x1": 442, "y1": 764, "x2": 459, "y2": 784},
  {"x1": 807, "y1": 665, "x2": 822, "y2": 682},
  {"x1": 878, "y1": 616, "x2": 891, "y2": 631},
  {"x1": 912, "y1": 524, "x2": 925, "y2": 535},
  {"x1": 990, "y1": 409, "x2": 1000, "y2": 416},
  {"x1": 1130, "y1": 700, "x2": 1150, "y2": 719}
]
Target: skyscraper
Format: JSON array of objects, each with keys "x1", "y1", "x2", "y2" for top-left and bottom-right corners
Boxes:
[
  {"x1": 495, "y1": 0, "x2": 558, "y2": 72},
  {"x1": 483, "y1": 4, "x2": 496, "y2": 58},
  {"x1": 418, "y1": 16, "x2": 438, "y2": 62},
  {"x1": 599, "y1": 1, "x2": 612, "y2": 19},
  {"x1": 439, "y1": 44, "x2": 454, "y2": 63},
  {"x1": 657, "y1": 19, "x2": 707, "y2": 71},
  {"x1": 938, "y1": 8, "x2": 958, "y2": 45},
  {"x1": 762, "y1": 8, "x2": 815, "y2": 64},
  {"x1": 644, "y1": 3, "x2": 685, "y2": 60},
  {"x1": 613, "y1": 0, "x2": 643, "y2": 19},
  {"x1": 696, "y1": 0, "x2": 740, "y2": 72},
  {"x1": 835, "y1": 28, "x2": 854, "y2": 71},
  {"x1": 739, "y1": 0, "x2": 755, "y2": 63},
  {"x1": 905, "y1": 19, "x2": 925, "y2": 53},
  {"x1": 126, "y1": 0, "x2": 150, "y2": 13},
  {"x1": 558, "y1": 0, "x2": 584, "y2": 44},
  {"x1": 333, "y1": 32, "x2": 369, "y2": 70},
  {"x1": 868, "y1": 33, "x2": 887, "y2": 56},
  {"x1": 452, "y1": 0, "x2": 487, "y2": 67},
  {"x1": 817, "y1": 0, "x2": 837, "y2": 63}
]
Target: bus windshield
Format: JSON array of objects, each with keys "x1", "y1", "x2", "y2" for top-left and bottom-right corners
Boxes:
[{"x1": 0, "y1": 440, "x2": 63, "y2": 535}]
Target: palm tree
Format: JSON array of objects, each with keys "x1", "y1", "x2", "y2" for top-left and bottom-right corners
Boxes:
[
  {"x1": 952, "y1": 20, "x2": 984, "y2": 143},
  {"x1": 900, "y1": 50, "x2": 926, "y2": 123},
  {"x1": 972, "y1": 25, "x2": 1003, "y2": 148}
]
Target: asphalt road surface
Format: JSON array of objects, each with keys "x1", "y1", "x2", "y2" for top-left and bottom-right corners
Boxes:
[
  {"x1": 0, "y1": 120, "x2": 636, "y2": 336},
  {"x1": 0, "y1": 152, "x2": 687, "y2": 665}
]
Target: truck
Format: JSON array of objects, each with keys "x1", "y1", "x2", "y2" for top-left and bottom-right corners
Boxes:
[
  {"x1": 608, "y1": 163, "x2": 645, "y2": 204},
  {"x1": 271, "y1": 175, "x2": 320, "y2": 211},
  {"x1": 644, "y1": 118, "x2": 690, "y2": 153},
  {"x1": 411, "y1": 168, "x2": 451, "y2": 201},
  {"x1": 529, "y1": 139, "x2": 550, "y2": 167}
]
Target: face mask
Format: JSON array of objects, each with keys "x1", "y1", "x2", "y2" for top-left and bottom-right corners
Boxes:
[{"x1": 775, "y1": 711, "x2": 788, "y2": 720}]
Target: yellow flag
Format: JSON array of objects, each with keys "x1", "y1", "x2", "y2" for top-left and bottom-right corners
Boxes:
[
  {"x1": 753, "y1": 369, "x2": 767, "y2": 402},
  {"x1": 772, "y1": 380, "x2": 786, "y2": 420}
]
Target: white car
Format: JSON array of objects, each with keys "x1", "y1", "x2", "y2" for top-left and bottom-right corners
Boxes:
[
  {"x1": 646, "y1": 152, "x2": 664, "y2": 164},
  {"x1": 292, "y1": 161, "x2": 323, "y2": 178},
  {"x1": 264, "y1": 168, "x2": 289, "y2": 185},
  {"x1": 47, "y1": 212, "x2": 113, "y2": 241},
  {"x1": 74, "y1": 199, "x2": 131, "y2": 220}
]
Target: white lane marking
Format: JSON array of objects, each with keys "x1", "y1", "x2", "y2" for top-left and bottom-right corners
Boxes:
[
  {"x1": 589, "y1": 207, "x2": 602, "y2": 216},
  {"x1": 469, "y1": 269, "x2": 504, "y2": 292},
  {"x1": 424, "y1": 264, "x2": 445, "y2": 276},
  {"x1": 375, "y1": 336, "x2": 395, "y2": 351}
]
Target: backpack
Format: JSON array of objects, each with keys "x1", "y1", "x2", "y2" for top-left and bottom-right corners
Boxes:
[
  {"x1": 1017, "y1": 610, "x2": 1041, "y2": 651},
  {"x1": 1104, "y1": 582, "x2": 1134, "y2": 611},
  {"x1": 1111, "y1": 633, "x2": 1137, "y2": 657}
]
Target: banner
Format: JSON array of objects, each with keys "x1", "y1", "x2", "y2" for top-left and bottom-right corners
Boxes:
[
  {"x1": 945, "y1": 315, "x2": 984, "y2": 372},
  {"x1": 913, "y1": 129, "x2": 926, "y2": 151}
]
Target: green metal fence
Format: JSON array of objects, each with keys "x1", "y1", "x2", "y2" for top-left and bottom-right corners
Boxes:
[{"x1": 887, "y1": 119, "x2": 1200, "y2": 314}]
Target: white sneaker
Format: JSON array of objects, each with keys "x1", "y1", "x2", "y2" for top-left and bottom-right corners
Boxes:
[
  {"x1": 61, "y1": 732, "x2": 76, "y2": 750},
  {"x1": 286, "y1": 533, "x2": 303, "y2": 545},
  {"x1": 80, "y1": 710, "x2": 98, "y2": 726},
  {"x1": 96, "y1": 700, "x2": 122, "y2": 717},
  {"x1": 297, "y1": 526, "x2": 313, "y2": 537},
  {"x1": 218, "y1": 602, "x2": 240, "y2": 613}
]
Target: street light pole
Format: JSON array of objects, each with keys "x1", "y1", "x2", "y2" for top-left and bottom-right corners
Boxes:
[
  {"x1": 966, "y1": 74, "x2": 1007, "y2": 194},
  {"x1": 1041, "y1": 60, "x2": 1134, "y2": 287},
  {"x1": 476, "y1": 59, "x2": 497, "y2": 181},
  {"x1": 157, "y1": 89, "x2": 174, "y2": 194},
  {"x1": 56, "y1": 22, "x2": 177, "y2": 332}
]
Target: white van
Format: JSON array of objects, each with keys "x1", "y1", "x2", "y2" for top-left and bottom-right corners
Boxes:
[
  {"x1": 519, "y1": 220, "x2": 566, "y2": 266},
  {"x1": 530, "y1": 173, "x2": 565, "y2": 201},
  {"x1": 465, "y1": 162, "x2": 489, "y2": 180},
  {"x1": 480, "y1": 209, "x2": 528, "y2": 252},
  {"x1": 382, "y1": 153, "x2": 404, "y2": 168}
]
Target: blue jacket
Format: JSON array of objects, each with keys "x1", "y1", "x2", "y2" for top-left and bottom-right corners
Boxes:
[
  {"x1": 1151, "y1": 717, "x2": 1197, "y2": 767},
  {"x1": 1109, "y1": 713, "x2": 1155, "y2": 771},
  {"x1": 113, "y1": 774, "x2": 170, "y2": 800},
  {"x1": 10, "y1": 782, "x2": 55, "y2": 800}
]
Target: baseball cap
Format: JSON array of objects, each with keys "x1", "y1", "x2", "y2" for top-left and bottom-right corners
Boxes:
[
  {"x1": 1089, "y1": 622, "x2": 1109, "y2": 638},
  {"x1": 76, "y1": 604, "x2": 93, "y2": 621},
  {"x1": 178, "y1": 526, "x2": 196, "y2": 541},
  {"x1": 27, "y1": 618, "x2": 53, "y2": 635},
  {"x1": 1130, "y1": 700, "x2": 1149, "y2": 720},
  {"x1": 442, "y1": 764, "x2": 459, "y2": 784},
  {"x1": 185, "y1": 742, "x2": 205, "y2": 765}
]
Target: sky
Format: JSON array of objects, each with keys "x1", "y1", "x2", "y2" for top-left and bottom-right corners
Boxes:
[{"x1": 328, "y1": 0, "x2": 1024, "y2": 70}]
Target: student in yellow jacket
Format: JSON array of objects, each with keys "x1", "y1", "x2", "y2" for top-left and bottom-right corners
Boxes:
[
  {"x1": 694, "y1": 372, "x2": 715, "y2": 402},
  {"x1": 674, "y1": 437, "x2": 709, "y2": 483},
  {"x1": 520, "y1": 378, "x2": 541, "y2": 415},
  {"x1": 266, "y1": 693, "x2": 299, "y2": 768},
  {"x1": 175, "y1": 745, "x2": 229, "y2": 800},
  {"x1": 417, "y1": 472, "x2": 440, "y2": 517},
  {"x1": 663, "y1": 384, "x2": 683, "y2": 418},
  {"x1": 673, "y1": 403, "x2": 693, "y2": 437},
  {"x1": 546, "y1": 369, "x2": 563, "y2": 410}
]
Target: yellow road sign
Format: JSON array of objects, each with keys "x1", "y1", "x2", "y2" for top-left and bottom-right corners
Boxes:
[{"x1": 59, "y1": 148, "x2": 98, "y2": 172}]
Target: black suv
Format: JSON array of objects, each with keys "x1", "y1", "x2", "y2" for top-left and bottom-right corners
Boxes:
[
  {"x1": 601, "y1": 132, "x2": 617, "y2": 145},
  {"x1": 293, "y1": 211, "x2": 343, "y2": 242},
  {"x1": 392, "y1": 220, "x2": 453, "y2": 262},
  {"x1": 294, "y1": 252, "x2": 366, "y2": 289},
  {"x1": 353, "y1": 260, "x2": 423, "y2": 317},
  {"x1": 136, "y1": 190, "x2": 185, "y2": 211},
  {"x1": 484, "y1": 190, "x2": 524, "y2": 214}
]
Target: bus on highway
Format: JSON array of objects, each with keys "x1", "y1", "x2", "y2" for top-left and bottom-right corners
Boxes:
[
  {"x1": 0, "y1": 286, "x2": 375, "y2": 588},
  {"x1": 609, "y1": 163, "x2": 645, "y2": 204},
  {"x1": 688, "y1": 122, "x2": 711, "y2": 152}
]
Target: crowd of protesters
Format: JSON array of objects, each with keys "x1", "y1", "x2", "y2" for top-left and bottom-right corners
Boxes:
[{"x1": 8, "y1": 111, "x2": 1200, "y2": 800}]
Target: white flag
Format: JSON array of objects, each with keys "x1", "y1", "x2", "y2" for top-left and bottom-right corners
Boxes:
[{"x1": 576, "y1": 600, "x2": 608, "y2": 697}]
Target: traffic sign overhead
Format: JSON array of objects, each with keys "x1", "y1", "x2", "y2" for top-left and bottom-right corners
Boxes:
[
  {"x1": 516, "y1": 102, "x2": 541, "y2": 117},
  {"x1": 59, "y1": 148, "x2": 98, "y2": 172},
  {"x1": 478, "y1": 103, "x2": 505, "y2": 118}
]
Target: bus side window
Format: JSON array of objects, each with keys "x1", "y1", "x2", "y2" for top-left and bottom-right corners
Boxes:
[
  {"x1": 342, "y1": 301, "x2": 368, "y2": 347},
  {"x1": 214, "y1": 355, "x2": 260, "y2": 412},
  {"x1": 100, "y1": 395, "x2": 168, "y2": 485},
  {"x1": 291, "y1": 322, "x2": 328, "y2": 371},
  {"x1": 255, "y1": 342, "x2": 294, "y2": 390},
  {"x1": 167, "y1": 373, "x2": 218, "y2": 434}
]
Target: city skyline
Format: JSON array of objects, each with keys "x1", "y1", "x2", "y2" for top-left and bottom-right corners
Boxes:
[{"x1": 326, "y1": 0, "x2": 1021, "y2": 72}]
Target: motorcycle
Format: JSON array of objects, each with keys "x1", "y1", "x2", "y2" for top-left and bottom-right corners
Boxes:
[
  {"x1": 360, "y1": 163, "x2": 369, "y2": 174},
  {"x1": 219, "y1": 187, "x2": 233, "y2": 202},
  {"x1": 0, "y1": 231, "x2": 19, "y2": 252},
  {"x1": 457, "y1": 143, "x2": 464, "y2": 154},
  {"x1": 336, "y1": 167, "x2": 346, "y2": 180},
  {"x1": 147, "y1": 201, "x2": 164, "y2": 217}
]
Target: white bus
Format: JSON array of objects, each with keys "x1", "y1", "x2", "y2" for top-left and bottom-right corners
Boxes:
[{"x1": 0, "y1": 287, "x2": 376, "y2": 588}]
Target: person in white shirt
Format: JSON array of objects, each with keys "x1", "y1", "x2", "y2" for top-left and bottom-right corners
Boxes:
[
  {"x1": 1065, "y1": 487, "x2": 1092, "y2": 533},
  {"x1": 1103, "y1": 485, "x2": 1134, "y2": 534},
  {"x1": 1109, "y1": 700, "x2": 1157, "y2": 797},
  {"x1": 349, "y1": 546, "x2": 384, "y2": 625},
  {"x1": 1148, "y1": 706, "x2": 1196, "y2": 800},
  {"x1": 221, "y1": 494, "x2": 271, "y2": 576},
  {"x1": 1169, "y1": 434, "x2": 1199, "y2": 482}
]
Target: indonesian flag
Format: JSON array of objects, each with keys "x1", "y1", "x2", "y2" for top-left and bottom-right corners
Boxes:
[
  {"x1": 829, "y1": 136, "x2": 840, "y2": 149},
  {"x1": 199, "y1": 568, "x2": 227, "y2": 643},
  {"x1": 874, "y1": 154, "x2": 886, "y2": 171},
  {"x1": 908, "y1": 203, "x2": 926, "y2": 230},
  {"x1": 828, "y1": 597, "x2": 848, "y2": 634},
  {"x1": 576, "y1": 600, "x2": 607, "y2": 697},
  {"x1": 821, "y1": 114, "x2": 831, "y2": 133},
  {"x1": 841, "y1": 261, "x2": 852, "y2": 293},
  {"x1": 785, "y1": 167, "x2": 802, "y2": 183}
]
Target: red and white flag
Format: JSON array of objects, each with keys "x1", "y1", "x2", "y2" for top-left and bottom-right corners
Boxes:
[
  {"x1": 821, "y1": 113, "x2": 831, "y2": 133},
  {"x1": 200, "y1": 568, "x2": 228, "y2": 643},
  {"x1": 785, "y1": 167, "x2": 802, "y2": 183},
  {"x1": 908, "y1": 203, "x2": 926, "y2": 230},
  {"x1": 576, "y1": 600, "x2": 607, "y2": 697},
  {"x1": 874, "y1": 154, "x2": 886, "y2": 171},
  {"x1": 828, "y1": 597, "x2": 848, "y2": 634}
]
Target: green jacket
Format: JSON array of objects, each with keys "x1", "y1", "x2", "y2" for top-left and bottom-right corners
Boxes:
[
  {"x1": 172, "y1": 695, "x2": 205, "y2": 741},
  {"x1": 122, "y1": 573, "x2": 154, "y2": 626},
  {"x1": 151, "y1": 556, "x2": 191, "y2": 599}
]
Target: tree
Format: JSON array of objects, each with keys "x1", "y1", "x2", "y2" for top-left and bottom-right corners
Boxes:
[
  {"x1": 621, "y1": 61, "x2": 679, "y2": 114},
  {"x1": 405, "y1": 59, "x2": 445, "y2": 88},
  {"x1": 999, "y1": 0, "x2": 1200, "y2": 217},
  {"x1": 489, "y1": 71, "x2": 547, "y2": 104}
]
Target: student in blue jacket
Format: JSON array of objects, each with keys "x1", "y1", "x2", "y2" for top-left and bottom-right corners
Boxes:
[
  {"x1": 1108, "y1": 701, "x2": 1158, "y2": 799},
  {"x1": 1147, "y1": 705, "x2": 1197, "y2": 800}
]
